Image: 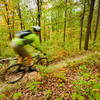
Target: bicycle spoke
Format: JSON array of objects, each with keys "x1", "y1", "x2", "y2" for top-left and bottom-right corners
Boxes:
[
  {"x1": 2, "y1": 64, "x2": 25, "y2": 84},
  {"x1": 5, "y1": 72, "x2": 24, "y2": 82}
]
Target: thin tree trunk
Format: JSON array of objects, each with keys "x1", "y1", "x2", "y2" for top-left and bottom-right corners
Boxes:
[
  {"x1": 69, "y1": 7, "x2": 72, "y2": 39},
  {"x1": 57, "y1": 10, "x2": 60, "y2": 33},
  {"x1": 93, "y1": 0, "x2": 100, "y2": 42},
  {"x1": 84, "y1": 0, "x2": 95, "y2": 50},
  {"x1": 37, "y1": 0, "x2": 42, "y2": 43},
  {"x1": 23, "y1": 22, "x2": 25, "y2": 30},
  {"x1": 17, "y1": 3, "x2": 23, "y2": 30},
  {"x1": 48, "y1": 25, "x2": 50, "y2": 40},
  {"x1": 63, "y1": 10, "x2": 66, "y2": 42},
  {"x1": 79, "y1": 0, "x2": 86, "y2": 50},
  {"x1": 43, "y1": 21, "x2": 46, "y2": 41},
  {"x1": 56, "y1": 13, "x2": 58, "y2": 32},
  {"x1": 43, "y1": 13, "x2": 46, "y2": 41},
  {"x1": 12, "y1": 11, "x2": 14, "y2": 38},
  {"x1": 2, "y1": 3, "x2": 12, "y2": 40},
  {"x1": 5, "y1": 3, "x2": 12, "y2": 40},
  {"x1": 51, "y1": 16, "x2": 54, "y2": 32},
  {"x1": 63, "y1": 0, "x2": 67, "y2": 42}
]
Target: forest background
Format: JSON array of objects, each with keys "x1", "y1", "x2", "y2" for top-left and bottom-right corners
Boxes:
[
  {"x1": 0, "y1": 0, "x2": 100, "y2": 99},
  {"x1": 0, "y1": 0, "x2": 100, "y2": 59}
]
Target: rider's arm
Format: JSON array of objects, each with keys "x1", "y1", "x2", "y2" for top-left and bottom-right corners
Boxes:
[
  {"x1": 30, "y1": 34, "x2": 43, "y2": 53},
  {"x1": 23, "y1": 33, "x2": 44, "y2": 53}
]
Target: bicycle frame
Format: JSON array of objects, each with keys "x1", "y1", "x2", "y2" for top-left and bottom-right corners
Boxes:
[{"x1": 32, "y1": 53, "x2": 48, "y2": 66}]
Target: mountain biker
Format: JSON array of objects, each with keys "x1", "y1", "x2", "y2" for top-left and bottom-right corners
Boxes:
[{"x1": 11, "y1": 26, "x2": 45, "y2": 66}]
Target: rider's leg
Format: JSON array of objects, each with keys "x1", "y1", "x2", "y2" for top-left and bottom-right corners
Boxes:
[
  {"x1": 25, "y1": 55, "x2": 32, "y2": 65},
  {"x1": 17, "y1": 56, "x2": 23, "y2": 64},
  {"x1": 16, "y1": 48, "x2": 32, "y2": 66},
  {"x1": 11, "y1": 42, "x2": 31, "y2": 65}
]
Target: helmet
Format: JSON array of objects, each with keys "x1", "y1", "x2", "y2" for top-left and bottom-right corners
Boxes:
[
  {"x1": 15, "y1": 30, "x2": 32, "y2": 38},
  {"x1": 33, "y1": 26, "x2": 41, "y2": 32}
]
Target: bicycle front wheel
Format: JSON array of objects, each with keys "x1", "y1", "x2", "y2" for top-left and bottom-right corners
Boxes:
[
  {"x1": 2, "y1": 64, "x2": 25, "y2": 84},
  {"x1": 37, "y1": 58, "x2": 49, "y2": 67}
]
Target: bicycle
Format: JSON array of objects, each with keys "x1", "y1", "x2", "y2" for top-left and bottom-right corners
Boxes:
[{"x1": 1, "y1": 53, "x2": 48, "y2": 84}]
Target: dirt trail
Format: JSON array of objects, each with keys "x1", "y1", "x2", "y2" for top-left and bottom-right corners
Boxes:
[
  {"x1": 0, "y1": 51, "x2": 99, "y2": 93},
  {"x1": 50, "y1": 51, "x2": 98, "y2": 68}
]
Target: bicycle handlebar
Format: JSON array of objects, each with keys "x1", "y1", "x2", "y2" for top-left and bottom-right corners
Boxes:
[{"x1": 32, "y1": 52, "x2": 47, "y2": 59}]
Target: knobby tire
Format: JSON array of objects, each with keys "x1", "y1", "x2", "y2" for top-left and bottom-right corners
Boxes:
[{"x1": 2, "y1": 64, "x2": 25, "y2": 84}]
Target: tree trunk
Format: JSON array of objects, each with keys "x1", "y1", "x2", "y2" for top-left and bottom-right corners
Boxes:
[
  {"x1": 84, "y1": 0, "x2": 95, "y2": 50},
  {"x1": 12, "y1": 11, "x2": 15, "y2": 38},
  {"x1": 17, "y1": 3, "x2": 23, "y2": 30},
  {"x1": 4, "y1": 3, "x2": 12, "y2": 40},
  {"x1": 57, "y1": 10, "x2": 60, "y2": 33},
  {"x1": 37, "y1": 0, "x2": 42, "y2": 43},
  {"x1": 93, "y1": 0, "x2": 100, "y2": 42},
  {"x1": 23, "y1": 22, "x2": 25, "y2": 30},
  {"x1": 48, "y1": 25, "x2": 50, "y2": 40},
  {"x1": 56, "y1": 13, "x2": 58, "y2": 32},
  {"x1": 51, "y1": 16, "x2": 54, "y2": 32},
  {"x1": 63, "y1": 10, "x2": 66, "y2": 42},
  {"x1": 79, "y1": 0, "x2": 86, "y2": 50},
  {"x1": 63, "y1": 0, "x2": 67, "y2": 42},
  {"x1": 43, "y1": 13, "x2": 46, "y2": 41}
]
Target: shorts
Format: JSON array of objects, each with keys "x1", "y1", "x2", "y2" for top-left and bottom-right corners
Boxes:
[{"x1": 11, "y1": 42, "x2": 29, "y2": 58}]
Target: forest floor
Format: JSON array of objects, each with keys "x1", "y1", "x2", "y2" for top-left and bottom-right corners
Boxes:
[{"x1": 0, "y1": 51, "x2": 100, "y2": 100}]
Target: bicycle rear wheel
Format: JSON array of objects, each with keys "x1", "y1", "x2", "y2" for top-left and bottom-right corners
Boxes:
[{"x1": 2, "y1": 64, "x2": 25, "y2": 84}]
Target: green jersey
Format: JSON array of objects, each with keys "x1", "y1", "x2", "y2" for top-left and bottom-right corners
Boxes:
[{"x1": 12, "y1": 33, "x2": 43, "y2": 52}]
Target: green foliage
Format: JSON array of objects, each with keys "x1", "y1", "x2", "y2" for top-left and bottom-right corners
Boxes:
[
  {"x1": 0, "y1": 0, "x2": 100, "y2": 60},
  {"x1": 79, "y1": 65, "x2": 86, "y2": 70},
  {"x1": 87, "y1": 55, "x2": 99, "y2": 66},
  {"x1": 72, "y1": 64, "x2": 100, "y2": 99},
  {"x1": 0, "y1": 64, "x2": 2, "y2": 68},
  {"x1": 46, "y1": 89, "x2": 52, "y2": 95},
  {"x1": 89, "y1": 40, "x2": 100, "y2": 50},
  {"x1": 9, "y1": 59, "x2": 17, "y2": 65},
  {"x1": 12, "y1": 92, "x2": 22, "y2": 99},
  {"x1": 26, "y1": 80, "x2": 43, "y2": 92},
  {"x1": 37, "y1": 65, "x2": 48, "y2": 76},
  {"x1": 57, "y1": 73, "x2": 66, "y2": 81},
  {"x1": 44, "y1": 89, "x2": 53, "y2": 99},
  {"x1": 55, "y1": 98, "x2": 63, "y2": 100},
  {"x1": 59, "y1": 82, "x2": 65, "y2": 87},
  {"x1": 65, "y1": 93, "x2": 69, "y2": 97},
  {"x1": 0, "y1": 94, "x2": 6, "y2": 99},
  {"x1": 0, "y1": 0, "x2": 100, "y2": 99},
  {"x1": 0, "y1": 35, "x2": 15, "y2": 58},
  {"x1": 72, "y1": 92, "x2": 84, "y2": 100}
]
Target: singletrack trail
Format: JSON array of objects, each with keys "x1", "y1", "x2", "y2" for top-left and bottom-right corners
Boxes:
[
  {"x1": 49, "y1": 51, "x2": 98, "y2": 69},
  {"x1": 0, "y1": 51, "x2": 98, "y2": 93}
]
